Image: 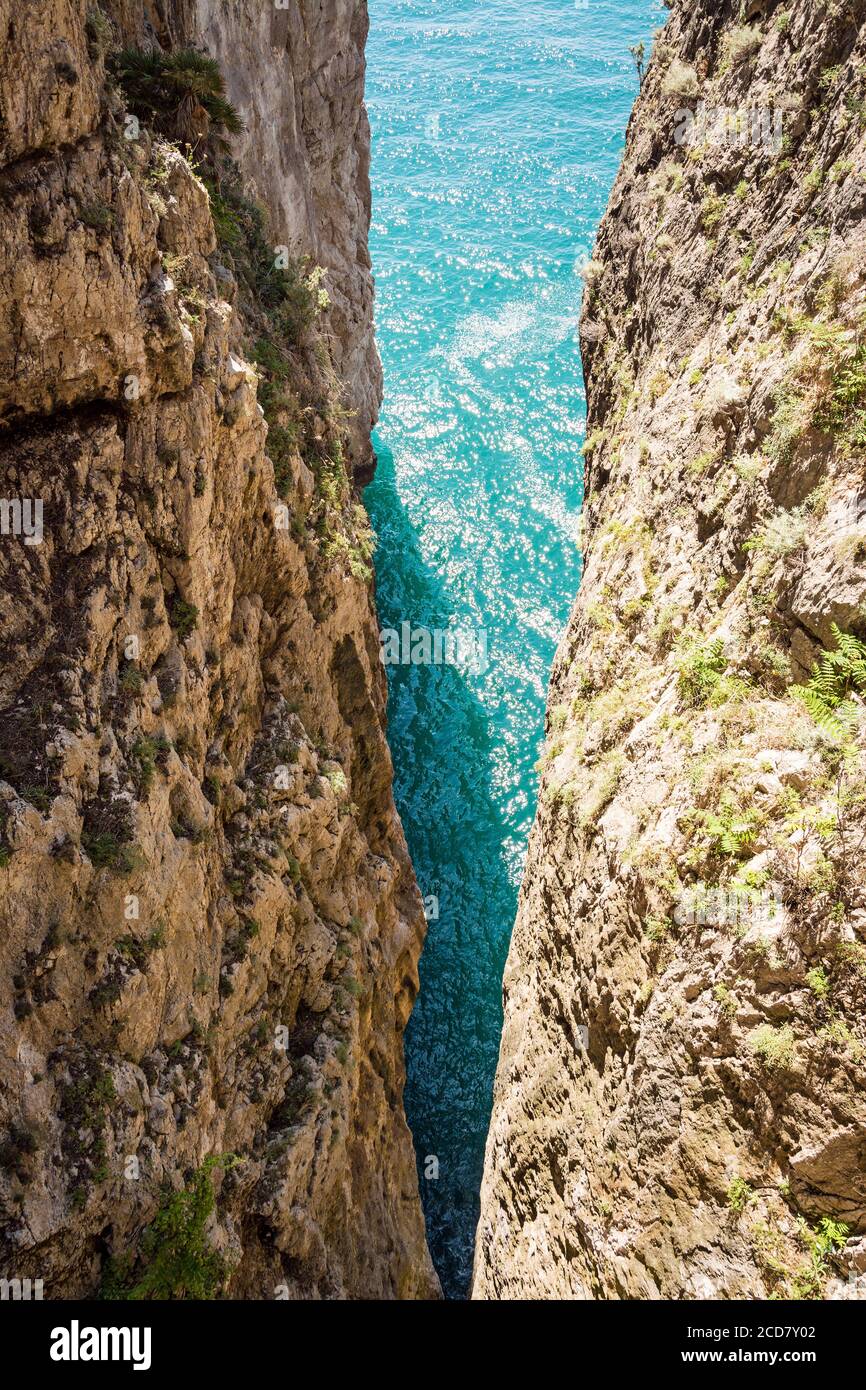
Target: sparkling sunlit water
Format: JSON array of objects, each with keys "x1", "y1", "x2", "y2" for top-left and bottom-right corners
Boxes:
[{"x1": 365, "y1": 0, "x2": 663, "y2": 1297}]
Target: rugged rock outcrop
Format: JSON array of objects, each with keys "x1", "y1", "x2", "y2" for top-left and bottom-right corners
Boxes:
[
  {"x1": 474, "y1": 0, "x2": 866, "y2": 1300},
  {"x1": 191, "y1": 0, "x2": 382, "y2": 474},
  {"x1": 0, "y1": 0, "x2": 438, "y2": 1299}
]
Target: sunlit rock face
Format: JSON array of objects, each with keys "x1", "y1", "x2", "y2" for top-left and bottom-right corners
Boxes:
[
  {"x1": 0, "y1": 0, "x2": 437, "y2": 1300},
  {"x1": 474, "y1": 0, "x2": 866, "y2": 1301},
  {"x1": 192, "y1": 0, "x2": 382, "y2": 476}
]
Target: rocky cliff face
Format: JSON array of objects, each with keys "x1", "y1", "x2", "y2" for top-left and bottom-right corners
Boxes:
[
  {"x1": 192, "y1": 0, "x2": 382, "y2": 475},
  {"x1": 0, "y1": 0, "x2": 438, "y2": 1299},
  {"x1": 474, "y1": 0, "x2": 866, "y2": 1300}
]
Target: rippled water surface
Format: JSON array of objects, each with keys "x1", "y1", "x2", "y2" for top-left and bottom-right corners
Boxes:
[{"x1": 365, "y1": 0, "x2": 663, "y2": 1297}]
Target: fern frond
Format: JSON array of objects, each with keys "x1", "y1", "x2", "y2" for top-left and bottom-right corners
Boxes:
[
  {"x1": 834, "y1": 700, "x2": 860, "y2": 738},
  {"x1": 831, "y1": 624, "x2": 866, "y2": 692},
  {"x1": 792, "y1": 626, "x2": 866, "y2": 740}
]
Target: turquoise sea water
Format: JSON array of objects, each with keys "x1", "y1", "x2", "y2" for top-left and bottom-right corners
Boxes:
[{"x1": 365, "y1": 0, "x2": 663, "y2": 1297}]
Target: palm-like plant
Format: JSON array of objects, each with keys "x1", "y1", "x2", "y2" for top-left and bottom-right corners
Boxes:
[{"x1": 113, "y1": 47, "x2": 243, "y2": 147}]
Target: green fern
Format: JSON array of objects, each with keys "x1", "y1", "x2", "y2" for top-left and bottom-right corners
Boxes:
[
  {"x1": 791, "y1": 625, "x2": 866, "y2": 740},
  {"x1": 703, "y1": 792, "x2": 761, "y2": 856},
  {"x1": 814, "y1": 341, "x2": 866, "y2": 449},
  {"x1": 676, "y1": 636, "x2": 726, "y2": 708}
]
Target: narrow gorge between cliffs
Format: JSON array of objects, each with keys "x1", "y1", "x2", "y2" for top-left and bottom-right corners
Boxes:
[
  {"x1": 365, "y1": 0, "x2": 662, "y2": 1297},
  {"x1": 3, "y1": 0, "x2": 866, "y2": 1319}
]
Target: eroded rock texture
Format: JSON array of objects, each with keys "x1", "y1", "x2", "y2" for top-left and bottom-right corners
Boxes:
[
  {"x1": 0, "y1": 0, "x2": 438, "y2": 1299},
  {"x1": 194, "y1": 0, "x2": 382, "y2": 475},
  {"x1": 475, "y1": 0, "x2": 866, "y2": 1300}
]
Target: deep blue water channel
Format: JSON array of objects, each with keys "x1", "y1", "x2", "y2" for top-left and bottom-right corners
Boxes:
[{"x1": 365, "y1": 0, "x2": 663, "y2": 1297}]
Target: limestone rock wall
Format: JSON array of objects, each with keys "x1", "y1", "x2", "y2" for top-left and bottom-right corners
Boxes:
[
  {"x1": 89, "y1": 0, "x2": 381, "y2": 473},
  {"x1": 194, "y1": 0, "x2": 382, "y2": 476},
  {"x1": 474, "y1": 0, "x2": 866, "y2": 1300},
  {"x1": 0, "y1": 0, "x2": 438, "y2": 1299}
]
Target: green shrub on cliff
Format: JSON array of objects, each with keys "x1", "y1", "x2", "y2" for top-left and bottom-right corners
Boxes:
[
  {"x1": 577, "y1": 752, "x2": 624, "y2": 829},
  {"x1": 701, "y1": 193, "x2": 726, "y2": 235},
  {"x1": 169, "y1": 598, "x2": 199, "y2": 640},
  {"x1": 721, "y1": 25, "x2": 762, "y2": 70},
  {"x1": 102, "y1": 1154, "x2": 241, "y2": 1300},
  {"x1": 749, "y1": 1023, "x2": 796, "y2": 1071},
  {"x1": 714, "y1": 983, "x2": 739, "y2": 1019},
  {"x1": 770, "y1": 313, "x2": 866, "y2": 459},
  {"x1": 113, "y1": 48, "x2": 243, "y2": 146},
  {"x1": 726, "y1": 1177, "x2": 755, "y2": 1213},
  {"x1": 81, "y1": 831, "x2": 141, "y2": 874},
  {"x1": 205, "y1": 177, "x2": 326, "y2": 347},
  {"x1": 815, "y1": 342, "x2": 866, "y2": 450},
  {"x1": 805, "y1": 965, "x2": 830, "y2": 999},
  {"x1": 85, "y1": 7, "x2": 113, "y2": 61},
  {"x1": 765, "y1": 389, "x2": 808, "y2": 466},
  {"x1": 662, "y1": 58, "x2": 699, "y2": 99}
]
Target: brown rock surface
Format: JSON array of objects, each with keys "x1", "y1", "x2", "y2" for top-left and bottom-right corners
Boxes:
[
  {"x1": 0, "y1": 0, "x2": 437, "y2": 1299},
  {"x1": 474, "y1": 0, "x2": 866, "y2": 1301}
]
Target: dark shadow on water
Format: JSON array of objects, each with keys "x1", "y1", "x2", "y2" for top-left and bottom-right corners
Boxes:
[{"x1": 366, "y1": 439, "x2": 514, "y2": 1300}]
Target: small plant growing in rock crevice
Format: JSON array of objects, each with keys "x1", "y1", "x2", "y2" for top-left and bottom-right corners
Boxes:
[
  {"x1": 819, "y1": 1016, "x2": 864, "y2": 1060},
  {"x1": 714, "y1": 982, "x2": 739, "y2": 1019},
  {"x1": 675, "y1": 636, "x2": 726, "y2": 708},
  {"x1": 805, "y1": 964, "x2": 830, "y2": 999},
  {"x1": 791, "y1": 625, "x2": 866, "y2": 742},
  {"x1": 58, "y1": 1060, "x2": 117, "y2": 1196},
  {"x1": 79, "y1": 200, "x2": 115, "y2": 231},
  {"x1": 662, "y1": 58, "x2": 699, "y2": 99},
  {"x1": 85, "y1": 7, "x2": 113, "y2": 61},
  {"x1": 82, "y1": 831, "x2": 140, "y2": 873},
  {"x1": 721, "y1": 25, "x2": 762, "y2": 69},
  {"x1": 726, "y1": 1176, "x2": 755, "y2": 1213},
  {"x1": 169, "y1": 597, "x2": 199, "y2": 640},
  {"x1": 787, "y1": 1217, "x2": 849, "y2": 1298},
  {"x1": 129, "y1": 737, "x2": 170, "y2": 798},
  {"x1": 749, "y1": 1023, "x2": 796, "y2": 1071},
  {"x1": 701, "y1": 793, "x2": 762, "y2": 858}
]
